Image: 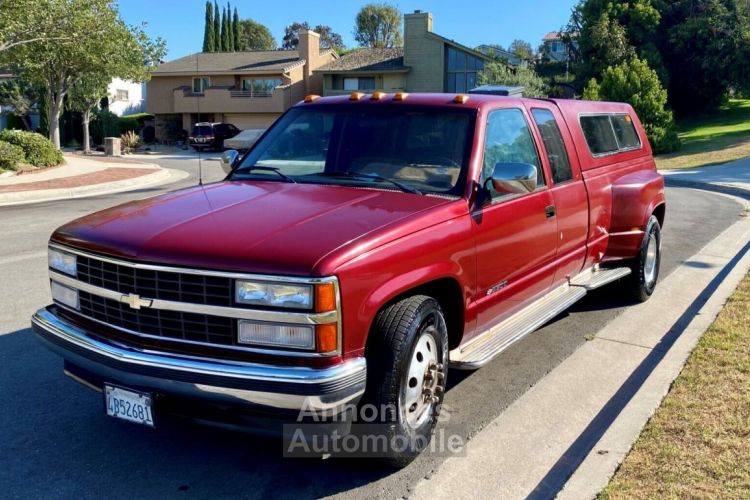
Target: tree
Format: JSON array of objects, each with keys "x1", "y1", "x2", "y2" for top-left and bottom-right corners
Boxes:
[
  {"x1": 202, "y1": 1, "x2": 215, "y2": 52},
  {"x1": 220, "y1": 5, "x2": 229, "y2": 51},
  {"x1": 68, "y1": 74, "x2": 109, "y2": 152},
  {"x1": 226, "y1": 3, "x2": 234, "y2": 51},
  {"x1": 478, "y1": 62, "x2": 547, "y2": 98},
  {"x1": 283, "y1": 22, "x2": 344, "y2": 51},
  {"x1": 2, "y1": 0, "x2": 165, "y2": 149},
  {"x1": 0, "y1": 78, "x2": 37, "y2": 130},
  {"x1": 239, "y1": 19, "x2": 277, "y2": 50},
  {"x1": 0, "y1": 0, "x2": 70, "y2": 53},
  {"x1": 508, "y1": 39, "x2": 534, "y2": 60},
  {"x1": 232, "y1": 7, "x2": 241, "y2": 50},
  {"x1": 585, "y1": 57, "x2": 679, "y2": 153},
  {"x1": 353, "y1": 3, "x2": 402, "y2": 48},
  {"x1": 213, "y1": 1, "x2": 221, "y2": 51}
]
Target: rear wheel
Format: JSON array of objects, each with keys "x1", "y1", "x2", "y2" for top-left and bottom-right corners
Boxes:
[
  {"x1": 363, "y1": 295, "x2": 448, "y2": 467},
  {"x1": 624, "y1": 215, "x2": 662, "y2": 302}
]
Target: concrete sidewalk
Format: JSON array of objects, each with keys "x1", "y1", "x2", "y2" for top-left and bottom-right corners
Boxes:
[
  {"x1": 0, "y1": 154, "x2": 187, "y2": 206},
  {"x1": 662, "y1": 158, "x2": 750, "y2": 199}
]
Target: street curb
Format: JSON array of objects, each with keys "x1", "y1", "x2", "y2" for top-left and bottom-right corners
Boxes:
[
  {"x1": 410, "y1": 186, "x2": 750, "y2": 500},
  {"x1": 0, "y1": 167, "x2": 188, "y2": 207}
]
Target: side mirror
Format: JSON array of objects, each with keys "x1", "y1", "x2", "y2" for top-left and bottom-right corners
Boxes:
[
  {"x1": 490, "y1": 162, "x2": 538, "y2": 194},
  {"x1": 220, "y1": 150, "x2": 239, "y2": 174}
]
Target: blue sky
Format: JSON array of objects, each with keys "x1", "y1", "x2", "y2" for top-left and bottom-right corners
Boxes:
[{"x1": 117, "y1": 0, "x2": 577, "y2": 60}]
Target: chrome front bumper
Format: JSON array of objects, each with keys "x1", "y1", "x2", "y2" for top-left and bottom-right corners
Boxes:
[{"x1": 31, "y1": 307, "x2": 366, "y2": 415}]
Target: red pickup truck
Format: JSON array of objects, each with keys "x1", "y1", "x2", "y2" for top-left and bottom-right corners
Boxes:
[{"x1": 33, "y1": 93, "x2": 665, "y2": 465}]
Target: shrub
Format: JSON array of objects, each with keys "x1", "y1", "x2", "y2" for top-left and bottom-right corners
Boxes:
[
  {"x1": 478, "y1": 61, "x2": 547, "y2": 97},
  {"x1": 120, "y1": 130, "x2": 140, "y2": 153},
  {"x1": 0, "y1": 129, "x2": 63, "y2": 167},
  {"x1": 90, "y1": 108, "x2": 120, "y2": 146},
  {"x1": 584, "y1": 57, "x2": 681, "y2": 154},
  {"x1": 119, "y1": 113, "x2": 154, "y2": 135},
  {"x1": 0, "y1": 140, "x2": 26, "y2": 171}
]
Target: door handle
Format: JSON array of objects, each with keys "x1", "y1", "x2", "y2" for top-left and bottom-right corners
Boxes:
[{"x1": 545, "y1": 205, "x2": 556, "y2": 218}]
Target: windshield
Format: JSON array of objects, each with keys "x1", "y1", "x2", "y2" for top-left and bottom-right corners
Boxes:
[
  {"x1": 192, "y1": 125, "x2": 213, "y2": 136},
  {"x1": 231, "y1": 105, "x2": 475, "y2": 196}
]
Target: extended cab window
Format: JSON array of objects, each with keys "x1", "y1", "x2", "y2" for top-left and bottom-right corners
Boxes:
[
  {"x1": 580, "y1": 114, "x2": 641, "y2": 156},
  {"x1": 531, "y1": 109, "x2": 573, "y2": 184},
  {"x1": 482, "y1": 108, "x2": 543, "y2": 199}
]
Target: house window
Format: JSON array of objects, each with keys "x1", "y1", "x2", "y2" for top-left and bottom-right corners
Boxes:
[
  {"x1": 115, "y1": 89, "x2": 129, "y2": 101},
  {"x1": 242, "y1": 78, "x2": 282, "y2": 93},
  {"x1": 192, "y1": 77, "x2": 210, "y2": 93},
  {"x1": 343, "y1": 77, "x2": 376, "y2": 91},
  {"x1": 445, "y1": 47, "x2": 484, "y2": 93}
]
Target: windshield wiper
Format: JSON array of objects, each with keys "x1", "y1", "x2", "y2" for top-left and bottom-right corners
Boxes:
[
  {"x1": 321, "y1": 171, "x2": 422, "y2": 195},
  {"x1": 233, "y1": 165, "x2": 296, "y2": 183}
]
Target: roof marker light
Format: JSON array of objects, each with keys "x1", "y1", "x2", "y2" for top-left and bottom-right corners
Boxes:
[
  {"x1": 393, "y1": 92, "x2": 408, "y2": 101},
  {"x1": 370, "y1": 91, "x2": 387, "y2": 100},
  {"x1": 453, "y1": 94, "x2": 470, "y2": 104},
  {"x1": 304, "y1": 94, "x2": 320, "y2": 103},
  {"x1": 349, "y1": 92, "x2": 365, "y2": 101}
]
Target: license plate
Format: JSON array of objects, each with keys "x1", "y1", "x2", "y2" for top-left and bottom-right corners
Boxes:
[{"x1": 105, "y1": 385, "x2": 154, "y2": 427}]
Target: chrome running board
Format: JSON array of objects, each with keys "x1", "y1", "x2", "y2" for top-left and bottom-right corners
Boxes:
[
  {"x1": 569, "y1": 266, "x2": 631, "y2": 290},
  {"x1": 450, "y1": 266, "x2": 631, "y2": 370}
]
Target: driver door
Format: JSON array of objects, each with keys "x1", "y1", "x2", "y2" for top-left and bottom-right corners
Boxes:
[{"x1": 471, "y1": 108, "x2": 558, "y2": 336}]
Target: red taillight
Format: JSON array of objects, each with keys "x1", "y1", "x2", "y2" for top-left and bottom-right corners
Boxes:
[{"x1": 188, "y1": 136, "x2": 194, "y2": 140}]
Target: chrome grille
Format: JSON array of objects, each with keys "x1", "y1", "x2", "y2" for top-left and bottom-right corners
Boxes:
[
  {"x1": 78, "y1": 290, "x2": 236, "y2": 345},
  {"x1": 76, "y1": 255, "x2": 233, "y2": 306}
]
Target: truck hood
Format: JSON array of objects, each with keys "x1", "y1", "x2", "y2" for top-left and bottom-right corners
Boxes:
[{"x1": 51, "y1": 181, "x2": 455, "y2": 275}]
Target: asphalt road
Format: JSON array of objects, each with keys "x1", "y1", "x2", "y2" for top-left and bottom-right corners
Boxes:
[{"x1": 0, "y1": 157, "x2": 743, "y2": 499}]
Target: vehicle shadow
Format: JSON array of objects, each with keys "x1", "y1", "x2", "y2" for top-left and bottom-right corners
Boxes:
[{"x1": 0, "y1": 328, "x2": 396, "y2": 498}]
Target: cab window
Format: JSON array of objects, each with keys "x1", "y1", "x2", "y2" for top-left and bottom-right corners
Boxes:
[
  {"x1": 531, "y1": 108, "x2": 573, "y2": 184},
  {"x1": 482, "y1": 108, "x2": 543, "y2": 199}
]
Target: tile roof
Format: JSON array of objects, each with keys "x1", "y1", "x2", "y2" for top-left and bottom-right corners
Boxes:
[
  {"x1": 152, "y1": 51, "x2": 306, "y2": 74},
  {"x1": 543, "y1": 32, "x2": 562, "y2": 41},
  {"x1": 316, "y1": 48, "x2": 408, "y2": 73}
]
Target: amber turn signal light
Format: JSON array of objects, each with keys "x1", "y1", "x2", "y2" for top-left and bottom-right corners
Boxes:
[
  {"x1": 315, "y1": 282, "x2": 336, "y2": 312},
  {"x1": 349, "y1": 92, "x2": 365, "y2": 101},
  {"x1": 393, "y1": 91, "x2": 408, "y2": 101},
  {"x1": 453, "y1": 94, "x2": 470, "y2": 104},
  {"x1": 370, "y1": 91, "x2": 387, "y2": 100},
  {"x1": 316, "y1": 324, "x2": 338, "y2": 353}
]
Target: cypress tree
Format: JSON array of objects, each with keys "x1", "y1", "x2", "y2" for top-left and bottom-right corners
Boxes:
[
  {"x1": 213, "y1": 1, "x2": 221, "y2": 51},
  {"x1": 38, "y1": 89, "x2": 50, "y2": 138},
  {"x1": 202, "y1": 1, "x2": 215, "y2": 52},
  {"x1": 233, "y1": 6, "x2": 241, "y2": 51},
  {"x1": 226, "y1": 3, "x2": 234, "y2": 51},
  {"x1": 220, "y1": 5, "x2": 229, "y2": 51}
]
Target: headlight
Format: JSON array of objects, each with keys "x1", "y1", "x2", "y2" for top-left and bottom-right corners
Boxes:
[
  {"x1": 51, "y1": 281, "x2": 79, "y2": 309},
  {"x1": 235, "y1": 281, "x2": 312, "y2": 309},
  {"x1": 48, "y1": 247, "x2": 77, "y2": 276},
  {"x1": 237, "y1": 320, "x2": 314, "y2": 349}
]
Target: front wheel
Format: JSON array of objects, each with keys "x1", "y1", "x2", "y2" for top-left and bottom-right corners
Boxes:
[
  {"x1": 624, "y1": 215, "x2": 662, "y2": 302},
  {"x1": 362, "y1": 295, "x2": 449, "y2": 467}
]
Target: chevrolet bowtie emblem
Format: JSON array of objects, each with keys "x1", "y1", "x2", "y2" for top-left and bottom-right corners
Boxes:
[{"x1": 120, "y1": 293, "x2": 153, "y2": 310}]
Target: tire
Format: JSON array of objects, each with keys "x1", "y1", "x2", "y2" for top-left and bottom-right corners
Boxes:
[
  {"x1": 362, "y1": 295, "x2": 449, "y2": 467},
  {"x1": 624, "y1": 215, "x2": 662, "y2": 302}
]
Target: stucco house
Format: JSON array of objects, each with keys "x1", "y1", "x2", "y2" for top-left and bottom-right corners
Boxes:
[
  {"x1": 107, "y1": 78, "x2": 146, "y2": 116},
  {"x1": 146, "y1": 30, "x2": 336, "y2": 139},
  {"x1": 316, "y1": 10, "x2": 495, "y2": 96}
]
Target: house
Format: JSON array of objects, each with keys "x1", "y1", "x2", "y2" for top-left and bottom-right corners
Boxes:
[
  {"x1": 540, "y1": 32, "x2": 577, "y2": 63},
  {"x1": 316, "y1": 10, "x2": 495, "y2": 95},
  {"x1": 106, "y1": 78, "x2": 146, "y2": 116},
  {"x1": 475, "y1": 45, "x2": 529, "y2": 68},
  {"x1": 146, "y1": 30, "x2": 336, "y2": 139}
]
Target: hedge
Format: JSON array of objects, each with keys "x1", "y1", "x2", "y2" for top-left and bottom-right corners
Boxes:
[
  {"x1": 0, "y1": 140, "x2": 26, "y2": 171},
  {"x1": 0, "y1": 130, "x2": 63, "y2": 167}
]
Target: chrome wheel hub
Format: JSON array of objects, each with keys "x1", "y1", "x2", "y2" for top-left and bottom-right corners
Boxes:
[
  {"x1": 644, "y1": 233, "x2": 658, "y2": 285},
  {"x1": 401, "y1": 327, "x2": 444, "y2": 429}
]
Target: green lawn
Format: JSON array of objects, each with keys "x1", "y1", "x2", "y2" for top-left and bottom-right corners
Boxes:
[{"x1": 656, "y1": 99, "x2": 750, "y2": 170}]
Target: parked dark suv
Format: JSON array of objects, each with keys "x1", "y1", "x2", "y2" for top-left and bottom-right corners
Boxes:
[{"x1": 189, "y1": 122, "x2": 240, "y2": 151}]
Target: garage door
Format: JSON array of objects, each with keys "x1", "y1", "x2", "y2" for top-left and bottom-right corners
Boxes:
[{"x1": 223, "y1": 113, "x2": 281, "y2": 130}]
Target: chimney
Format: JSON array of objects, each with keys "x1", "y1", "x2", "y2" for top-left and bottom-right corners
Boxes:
[
  {"x1": 298, "y1": 29, "x2": 321, "y2": 93},
  {"x1": 404, "y1": 10, "x2": 432, "y2": 40}
]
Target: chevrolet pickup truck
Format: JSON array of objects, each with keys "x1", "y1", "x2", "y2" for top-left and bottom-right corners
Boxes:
[{"x1": 33, "y1": 92, "x2": 665, "y2": 465}]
